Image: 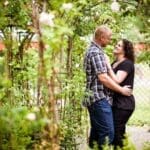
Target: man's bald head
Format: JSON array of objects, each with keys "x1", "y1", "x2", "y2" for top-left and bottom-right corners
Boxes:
[
  {"x1": 94, "y1": 25, "x2": 112, "y2": 47},
  {"x1": 94, "y1": 25, "x2": 112, "y2": 39}
]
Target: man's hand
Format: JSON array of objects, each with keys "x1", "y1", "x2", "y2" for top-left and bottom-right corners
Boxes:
[{"x1": 121, "y1": 85, "x2": 132, "y2": 96}]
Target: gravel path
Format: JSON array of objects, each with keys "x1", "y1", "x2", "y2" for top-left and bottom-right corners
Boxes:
[
  {"x1": 127, "y1": 126, "x2": 150, "y2": 150},
  {"x1": 79, "y1": 126, "x2": 150, "y2": 150}
]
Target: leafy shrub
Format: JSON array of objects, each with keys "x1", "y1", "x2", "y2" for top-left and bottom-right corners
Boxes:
[{"x1": 0, "y1": 106, "x2": 46, "y2": 150}]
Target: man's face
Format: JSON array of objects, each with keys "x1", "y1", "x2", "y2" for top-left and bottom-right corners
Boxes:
[{"x1": 100, "y1": 32, "x2": 112, "y2": 47}]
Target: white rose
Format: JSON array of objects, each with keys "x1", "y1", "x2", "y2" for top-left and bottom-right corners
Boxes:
[
  {"x1": 39, "y1": 12, "x2": 55, "y2": 27},
  {"x1": 111, "y1": 1, "x2": 120, "y2": 12},
  {"x1": 26, "y1": 113, "x2": 36, "y2": 121},
  {"x1": 4, "y1": 1, "x2": 9, "y2": 6},
  {"x1": 62, "y1": 3, "x2": 73, "y2": 10}
]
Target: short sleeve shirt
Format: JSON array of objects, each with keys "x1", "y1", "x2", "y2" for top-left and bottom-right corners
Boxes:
[
  {"x1": 112, "y1": 60, "x2": 135, "y2": 110},
  {"x1": 83, "y1": 42, "x2": 110, "y2": 106}
]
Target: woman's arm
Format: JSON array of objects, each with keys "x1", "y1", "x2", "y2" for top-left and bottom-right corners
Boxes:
[
  {"x1": 104, "y1": 54, "x2": 128, "y2": 83},
  {"x1": 108, "y1": 68, "x2": 128, "y2": 84}
]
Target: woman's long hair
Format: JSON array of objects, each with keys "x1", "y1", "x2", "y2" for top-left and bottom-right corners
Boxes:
[{"x1": 122, "y1": 39, "x2": 135, "y2": 63}]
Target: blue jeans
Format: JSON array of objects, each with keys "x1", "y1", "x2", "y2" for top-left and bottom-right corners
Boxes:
[{"x1": 88, "y1": 98, "x2": 114, "y2": 149}]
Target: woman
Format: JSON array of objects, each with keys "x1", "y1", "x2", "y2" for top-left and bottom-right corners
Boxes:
[{"x1": 107, "y1": 39, "x2": 135, "y2": 149}]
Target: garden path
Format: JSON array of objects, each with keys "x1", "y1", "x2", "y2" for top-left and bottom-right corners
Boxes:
[
  {"x1": 79, "y1": 126, "x2": 150, "y2": 150},
  {"x1": 127, "y1": 126, "x2": 150, "y2": 150}
]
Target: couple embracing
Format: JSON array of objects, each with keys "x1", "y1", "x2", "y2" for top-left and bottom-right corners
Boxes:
[{"x1": 83, "y1": 25, "x2": 135, "y2": 150}]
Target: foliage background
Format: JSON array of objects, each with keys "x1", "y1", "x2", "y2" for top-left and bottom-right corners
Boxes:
[{"x1": 0, "y1": 0, "x2": 149, "y2": 149}]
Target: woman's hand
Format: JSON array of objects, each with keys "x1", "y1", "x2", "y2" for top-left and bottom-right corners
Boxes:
[{"x1": 104, "y1": 54, "x2": 111, "y2": 70}]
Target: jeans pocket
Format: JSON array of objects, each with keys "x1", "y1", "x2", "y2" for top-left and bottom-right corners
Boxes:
[
  {"x1": 101, "y1": 106, "x2": 111, "y2": 113},
  {"x1": 95, "y1": 99, "x2": 111, "y2": 113}
]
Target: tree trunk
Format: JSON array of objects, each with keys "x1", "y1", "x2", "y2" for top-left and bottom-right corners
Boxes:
[
  {"x1": 32, "y1": 1, "x2": 60, "y2": 149},
  {"x1": 66, "y1": 36, "x2": 73, "y2": 77}
]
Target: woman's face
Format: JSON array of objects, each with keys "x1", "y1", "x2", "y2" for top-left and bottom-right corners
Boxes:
[{"x1": 113, "y1": 40, "x2": 124, "y2": 55}]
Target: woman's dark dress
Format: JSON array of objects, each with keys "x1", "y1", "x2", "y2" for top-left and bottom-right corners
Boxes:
[{"x1": 112, "y1": 59, "x2": 135, "y2": 148}]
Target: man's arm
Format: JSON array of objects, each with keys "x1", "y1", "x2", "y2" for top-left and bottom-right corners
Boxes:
[
  {"x1": 98, "y1": 73, "x2": 131, "y2": 96},
  {"x1": 90, "y1": 52, "x2": 131, "y2": 96}
]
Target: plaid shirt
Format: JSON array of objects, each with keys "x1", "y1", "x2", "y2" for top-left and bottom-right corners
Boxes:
[{"x1": 83, "y1": 41, "x2": 110, "y2": 106}]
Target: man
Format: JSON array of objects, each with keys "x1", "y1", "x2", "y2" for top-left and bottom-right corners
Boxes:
[{"x1": 83, "y1": 25, "x2": 131, "y2": 149}]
